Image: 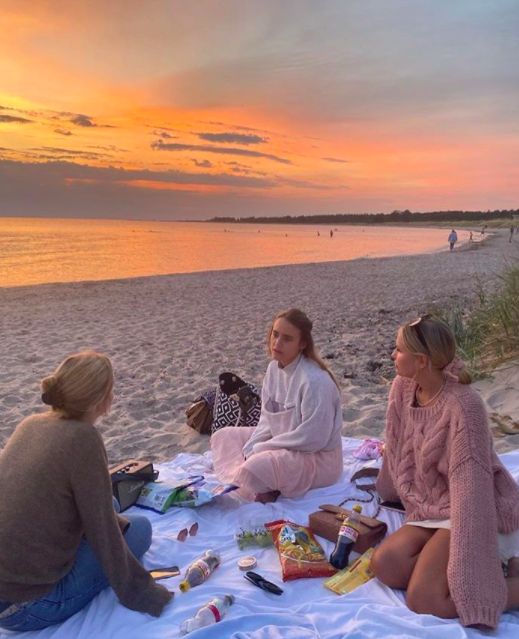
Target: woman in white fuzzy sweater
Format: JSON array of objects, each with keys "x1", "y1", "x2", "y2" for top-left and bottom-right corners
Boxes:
[{"x1": 211, "y1": 308, "x2": 343, "y2": 503}]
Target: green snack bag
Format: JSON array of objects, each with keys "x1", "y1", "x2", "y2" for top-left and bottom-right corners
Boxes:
[{"x1": 136, "y1": 476, "x2": 204, "y2": 514}]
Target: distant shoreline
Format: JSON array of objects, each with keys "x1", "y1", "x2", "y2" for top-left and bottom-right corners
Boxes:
[
  {"x1": 0, "y1": 218, "x2": 452, "y2": 289},
  {"x1": 207, "y1": 211, "x2": 517, "y2": 227},
  {"x1": 0, "y1": 225, "x2": 489, "y2": 292},
  {"x1": 0, "y1": 210, "x2": 516, "y2": 226},
  {"x1": 0, "y1": 243, "x2": 445, "y2": 292}
]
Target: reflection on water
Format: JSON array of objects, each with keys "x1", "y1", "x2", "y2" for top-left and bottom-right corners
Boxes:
[{"x1": 0, "y1": 217, "x2": 457, "y2": 288}]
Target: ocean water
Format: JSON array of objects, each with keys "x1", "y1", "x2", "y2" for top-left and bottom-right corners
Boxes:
[{"x1": 0, "y1": 217, "x2": 457, "y2": 288}]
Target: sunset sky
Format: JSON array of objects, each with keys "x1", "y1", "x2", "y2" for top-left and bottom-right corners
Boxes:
[{"x1": 1, "y1": 0, "x2": 518, "y2": 220}]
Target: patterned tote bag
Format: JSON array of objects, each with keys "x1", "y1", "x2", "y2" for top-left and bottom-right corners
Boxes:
[{"x1": 212, "y1": 372, "x2": 261, "y2": 433}]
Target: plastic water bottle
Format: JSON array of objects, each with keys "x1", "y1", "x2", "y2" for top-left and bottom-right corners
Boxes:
[
  {"x1": 329, "y1": 504, "x2": 362, "y2": 570},
  {"x1": 179, "y1": 550, "x2": 221, "y2": 592},
  {"x1": 180, "y1": 594, "x2": 234, "y2": 635}
]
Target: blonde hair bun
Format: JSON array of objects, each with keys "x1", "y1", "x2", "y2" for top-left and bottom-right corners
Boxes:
[
  {"x1": 40, "y1": 351, "x2": 113, "y2": 418},
  {"x1": 41, "y1": 374, "x2": 64, "y2": 407}
]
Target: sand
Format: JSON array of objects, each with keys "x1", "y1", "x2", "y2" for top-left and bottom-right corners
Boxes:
[{"x1": 0, "y1": 228, "x2": 517, "y2": 461}]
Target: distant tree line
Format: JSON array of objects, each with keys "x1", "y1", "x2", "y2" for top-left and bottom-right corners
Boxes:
[{"x1": 209, "y1": 209, "x2": 518, "y2": 225}]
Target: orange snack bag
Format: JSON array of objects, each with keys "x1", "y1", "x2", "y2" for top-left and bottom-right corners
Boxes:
[{"x1": 265, "y1": 519, "x2": 336, "y2": 581}]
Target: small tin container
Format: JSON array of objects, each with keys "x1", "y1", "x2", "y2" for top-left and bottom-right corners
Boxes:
[{"x1": 238, "y1": 556, "x2": 257, "y2": 571}]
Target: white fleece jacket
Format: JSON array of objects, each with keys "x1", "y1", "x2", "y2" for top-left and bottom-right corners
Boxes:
[{"x1": 242, "y1": 354, "x2": 343, "y2": 458}]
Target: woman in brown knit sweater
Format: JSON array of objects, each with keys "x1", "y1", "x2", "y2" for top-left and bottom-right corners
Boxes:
[{"x1": 0, "y1": 351, "x2": 172, "y2": 631}]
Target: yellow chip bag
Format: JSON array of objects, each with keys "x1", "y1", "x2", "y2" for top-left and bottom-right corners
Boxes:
[
  {"x1": 265, "y1": 519, "x2": 336, "y2": 581},
  {"x1": 324, "y1": 547, "x2": 374, "y2": 594}
]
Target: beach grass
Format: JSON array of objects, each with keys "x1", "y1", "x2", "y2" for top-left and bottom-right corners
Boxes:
[{"x1": 438, "y1": 261, "x2": 519, "y2": 376}]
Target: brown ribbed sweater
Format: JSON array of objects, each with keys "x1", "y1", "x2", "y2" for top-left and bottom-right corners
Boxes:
[
  {"x1": 377, "y1": 375, "x2": 519, "y2": 629},
  {"x1": 0, "y1": 412, "x2": 172, "y2": 616}
]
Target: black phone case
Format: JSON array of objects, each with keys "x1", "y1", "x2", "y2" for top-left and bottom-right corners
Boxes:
[{"x1": 380, "y1": 500, "x2": 405, "y2": 513}]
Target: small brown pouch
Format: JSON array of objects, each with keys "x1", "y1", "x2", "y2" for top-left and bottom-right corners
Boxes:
[
  {"x1": 308, "y1": 505, "x2": 387, "y2": 553},
  {"x1": 186, "y1": 398, "x2": 213, "y2": 435}
]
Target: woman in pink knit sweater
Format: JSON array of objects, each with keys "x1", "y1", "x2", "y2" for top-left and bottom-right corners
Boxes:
[{"x1": 371, "y1": 315, "x2": 519, "y2": 630}]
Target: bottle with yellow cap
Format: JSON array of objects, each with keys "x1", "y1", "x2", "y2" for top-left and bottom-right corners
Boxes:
[
  {"x1": 329, "y1": 504, "x2": 362, "y2": 570},
  {"x1": 179, "y1": 550, "x2": 220, "y2": 592}
]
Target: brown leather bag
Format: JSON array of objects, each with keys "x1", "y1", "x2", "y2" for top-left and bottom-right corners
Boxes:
[
  {"x1": 186, "y1": 398, "x2": 213, "y2": 435},
  {"x1": 308, "y1": 504, "x2": 387, "y2": 553},
  {"x1": 308, "y1": 467, "x2": 386, "y2": 551}
]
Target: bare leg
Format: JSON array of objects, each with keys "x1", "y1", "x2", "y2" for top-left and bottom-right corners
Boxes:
[
  {"x1": 371, "y1": 525, "x2": 435, "y2": 589},
  {"x1": 406, "y1": 529, "x2": 457, "y2": 619},
  {"x1": 377, "y1": 528, "x2": 519, "y2": 620}
]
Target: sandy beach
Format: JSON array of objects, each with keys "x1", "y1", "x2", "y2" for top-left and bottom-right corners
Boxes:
[{"x1": 0, "y1": 228, "x2": 518, "y2": 462}]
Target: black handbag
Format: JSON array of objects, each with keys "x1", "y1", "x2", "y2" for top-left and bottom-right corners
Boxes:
[{"x1": 110, "y1": 460, "x2": 159, "y2": 512}]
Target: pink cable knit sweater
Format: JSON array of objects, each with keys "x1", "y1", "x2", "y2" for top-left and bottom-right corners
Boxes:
[{"x1": 377, "y1": 375, "x2": 519, "y2": 629}]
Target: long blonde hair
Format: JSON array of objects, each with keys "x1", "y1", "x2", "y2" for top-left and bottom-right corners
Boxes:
[
  {"x1": 400, "y1": 316, "x2": 472, "y2": 384},
  {"x1": 267, "y1": 308, "x2": 339, "y2": 387},
  {"x1": 41, "y1": 350, "x2": 114, "y2": 419}
]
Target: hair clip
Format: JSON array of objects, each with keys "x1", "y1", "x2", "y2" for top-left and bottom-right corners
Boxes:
[
  {"x1": 409, "y1": 313, "x2": 431, "y2": 327},
  {"x1": 244, "y1": 571, "x2": 283, "y2": 595},
  {"x1": 408, "y1": 314, "x2": 432, "y2": 353}
]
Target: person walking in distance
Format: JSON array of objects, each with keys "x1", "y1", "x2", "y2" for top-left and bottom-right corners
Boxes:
[{"x1": 448, "y1": 229, "x2": 458, "y2": 251}]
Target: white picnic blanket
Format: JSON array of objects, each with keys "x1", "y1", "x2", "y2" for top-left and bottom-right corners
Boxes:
[{"x1": 3, "y1": 437, "x2": 519, "y2": 639}]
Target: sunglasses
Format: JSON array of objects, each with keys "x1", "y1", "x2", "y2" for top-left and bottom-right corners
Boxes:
[
  {"x1": 408, "y1": 314, "x2": 431, "y2": 353},
  {"x1": 244, "y1": 571, "x2": 283, "y2": 595},
  {"x1": 177, "y1": 522, "x2": 199, "y2": 542}
]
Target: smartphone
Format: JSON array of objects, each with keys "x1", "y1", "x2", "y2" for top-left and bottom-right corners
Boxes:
[
  {"x1": 149, "y1": 566, "x2": 180, "y2": 580},
  {"x1": 380, "y1": 500, "x2": 405, "y2": 513}
]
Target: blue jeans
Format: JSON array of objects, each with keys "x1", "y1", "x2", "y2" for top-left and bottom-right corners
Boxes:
[{"x1": 0, "y1": 511, "x2": 152, "y2": 632}]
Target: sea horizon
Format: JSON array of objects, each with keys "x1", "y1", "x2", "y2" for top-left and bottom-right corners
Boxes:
[{"x1": 0, "y1": 216, "x2": 461, "y2": 289}]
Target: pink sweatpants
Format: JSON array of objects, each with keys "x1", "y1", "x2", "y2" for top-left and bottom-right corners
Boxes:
[{"x1": 211, "y1": 426, "x2": 343, "y2": 501}]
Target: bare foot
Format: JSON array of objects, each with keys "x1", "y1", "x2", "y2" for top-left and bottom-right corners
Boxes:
[
  {"x1": 255, "y1": 490, "x2": 281, "y2": 504},
  {"x1": 490, "y1": 413, "x2": 519, "y2": 435}
]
